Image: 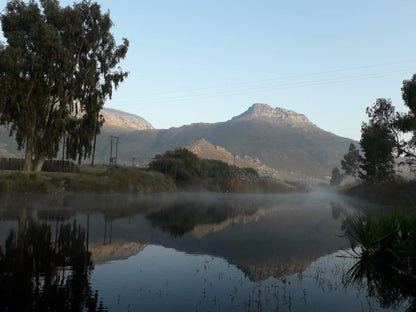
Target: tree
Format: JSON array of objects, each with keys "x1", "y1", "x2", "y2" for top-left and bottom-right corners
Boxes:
[
  {"x1": 341, "y1": 142, "x2": 360, "y2": 178},
  {"x1": 330, "y1": 167, "x2": 342, "y2": 186},
  {"x1": 397, "y1": 74, "x2": 416, "y2": 161},
  {"x1": 359, "y1": 99, "x2": 396, "y2": 183},
  {"x1": 0, "y1": 0, "x2": 128, "y2": 171}
]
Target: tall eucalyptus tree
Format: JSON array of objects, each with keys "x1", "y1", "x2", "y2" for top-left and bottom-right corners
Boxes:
[{"x1": 0, "y1": 0, "x2": 128, "y2": 170}]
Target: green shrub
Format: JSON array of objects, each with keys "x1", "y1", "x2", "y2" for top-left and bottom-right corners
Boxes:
[
  {"x1": 345, "y1": 211, "x2": 416, "y2": 272},
  {"x1": 344, "y1": 211, "x2": 416, "y2": 311}
]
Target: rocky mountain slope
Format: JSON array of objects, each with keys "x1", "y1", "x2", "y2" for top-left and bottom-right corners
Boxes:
[
  {"x1": 184, "y1": 138, "x2": 284, "y2": 179},
  {"x1": 0, "y1": 103, "x2": 353, "y2": 182},
  {"x1": 233, "y1": 103, "x2": 312, "y2": 126},
  {"x1": 0, "y1": 107, "x2": 154, "y2": 157},
  {"x1": 94, "y1": 104, "x2": 353, "y2": 182},
  {"x1": 101, "y1": 107, "x2": 154, "y2": 132}
]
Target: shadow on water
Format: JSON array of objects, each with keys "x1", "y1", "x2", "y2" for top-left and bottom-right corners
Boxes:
[{"x1": 0, "y1": 210, "x2": 107, "y2": 312}]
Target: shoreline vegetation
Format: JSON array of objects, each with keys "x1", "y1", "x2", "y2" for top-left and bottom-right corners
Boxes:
[
  {"x1": 0, "y1": 150, "x2": 306, "y2": 195},
  {"x1": 343, "y1": 211, "x2": 416, "y2": 311},
  {"x1": 341, "y1": 179, "x2": 416, "y2": 208}
]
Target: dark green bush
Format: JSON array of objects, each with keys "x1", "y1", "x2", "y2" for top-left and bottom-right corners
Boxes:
[{"x1": 148, "y1": 148, "x2": 264, "y2": 191}]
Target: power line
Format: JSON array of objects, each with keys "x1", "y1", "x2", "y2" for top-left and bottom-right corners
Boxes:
[
  {"x1": 109, "y1": 68, "x2": 414, "y2": 106},
  {"x1": 116, "y1": 59, "x2": 416, "y2": 99}
]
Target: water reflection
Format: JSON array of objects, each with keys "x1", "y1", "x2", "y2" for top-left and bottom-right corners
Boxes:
[
  {"x1": 0, "y1": 192, "x2": 356, "y2": 282},
  {"x1": 345, "y1": 253, "x2": 414, "y2": 311},
  {"x1": 0, "y1": 192, "x2": 406, "y2": 311},
  {"x1": 0, "y1": 211, "x2": 106, "y2": 312},
  {"x1": 145, "y1": 195, "x2": 260, "y2": 236},
  {"x1": 342, "y1": 212, "x2": 416, "y2": 312}
]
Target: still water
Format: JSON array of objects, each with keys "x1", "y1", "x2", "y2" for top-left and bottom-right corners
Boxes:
[{"x1": 0, "y1": 191, "x2": 408, "y2": 311}]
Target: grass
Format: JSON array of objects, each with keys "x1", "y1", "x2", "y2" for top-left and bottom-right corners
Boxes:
[
  {"x1": 0, "y1": 166, "x2": 176, "y2": 194},
  {"x1": 0, "y1": 155, "x2": 306, "y2": 194}
]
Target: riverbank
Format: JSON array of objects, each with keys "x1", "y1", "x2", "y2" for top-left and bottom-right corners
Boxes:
[
  {"x1": 342, "y1": 179, "x2": 416, "y2": 208},
  {"x1": 0, "y1": 166, "x2": 304, "y2": 194},
  {"x1": 0, "y1": 166, "x2": 176, "y2": 194}
]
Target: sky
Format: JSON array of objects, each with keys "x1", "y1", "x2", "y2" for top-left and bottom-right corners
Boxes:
[{"x1": 2, "y1": 0, "x2": 416, "y2": 140}]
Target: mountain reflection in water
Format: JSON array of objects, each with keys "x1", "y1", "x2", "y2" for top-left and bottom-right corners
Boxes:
[{"x1": 0, "y1": 192, "x2": 408, "y2": 311}]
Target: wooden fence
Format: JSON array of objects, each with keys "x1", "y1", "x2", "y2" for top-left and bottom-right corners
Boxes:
[{"x1": 0, "y1": 158, "x2": 79, "y2": 173}]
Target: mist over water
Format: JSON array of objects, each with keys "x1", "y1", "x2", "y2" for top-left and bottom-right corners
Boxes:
[{"x1": 0, "y1": 191, "x2": 403, "y2": 311}]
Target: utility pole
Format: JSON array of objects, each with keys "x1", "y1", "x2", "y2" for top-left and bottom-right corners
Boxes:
[
  {"x1": 109, "y1": 136, "x2": 119, "y2": 165},
  {"x1": 132, "y1": 157, "x2": 136, "y2": 167},
  {"x1": 91, "y1": 133, "x2": 97, "y2": 166}
]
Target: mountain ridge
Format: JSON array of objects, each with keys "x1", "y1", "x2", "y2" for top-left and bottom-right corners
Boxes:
[
  {"x1": 101, "y1": 107, "x2": 154, "y2": 131},
  {"x1": 0, "y1": 103, "x2": 354, "y2": 182},
  {"x1": 232, "y1": 103, "x2": 313, "y2": 127},
  {"x1": 94, "y1": 104, "x2": 353, "y2": 182},
  {"x1": 184, "y1": 138, "x2": 283, "y2": 179}
]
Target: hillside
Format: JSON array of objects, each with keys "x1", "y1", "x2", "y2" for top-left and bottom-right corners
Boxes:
[
  {"x1": 100, "y1": 107, "x2": 154, "y2": 132},
  {"x1": 94, "y1": 104, "x2": 353, "y2": 182},
  {"x1": 0, "y1": 107, "x2": 154, "y2": 158},
  {"x1": 0, "y1": 127, "x2": 22, "y2": 158},
  {"x1": 0, "y1": 103, "x2": 354, "y2": 182},
  {"x1": 184, "y1": 138, "x2": 283, "y2": 179}
]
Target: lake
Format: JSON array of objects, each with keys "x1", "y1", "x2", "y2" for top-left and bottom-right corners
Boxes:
[{"x1": 0, "y1": 191, "x2": 408, "y2": 311}]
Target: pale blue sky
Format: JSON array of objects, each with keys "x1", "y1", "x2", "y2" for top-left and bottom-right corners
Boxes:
[{"x1": 2, "y1": 0, "x2": 416, "y2": 140}]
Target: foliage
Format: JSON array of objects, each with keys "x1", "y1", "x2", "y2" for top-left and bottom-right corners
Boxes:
[
  {"x1": 344, "y1": 179, "x2": 416, "y2": 207},
  {"x1": 149, "y1": 148, "x2": 204, "y2": 183},
  {"x1": 148, "y1": 148, "x2": 267, "y2": 191},
  {"x1": 397, "y1": 74, "x2": 416, "y2": 161},
  {"x1": 329, "y1": 167, "x2": 342, "y2": 186},
  {"x1": 0, "y1": 0, "x2": 128, "y2": 171},
  {"x1": 344, "y1": 212, "x2": 416, "y2": 311},
  {"x1": 359, "y1": 99, "x2": 396, "y2": 183},
  {"x1": 341, "y1": 142, "x2": 360, "y2": 178}
]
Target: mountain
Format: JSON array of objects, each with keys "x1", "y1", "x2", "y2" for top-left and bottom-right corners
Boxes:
[
  {"x1": 0, "y1": 103, "x2": 353, "y2": 182},
  {"x1": 233, "y1": 103, "x2": 312, "y2": 126},
  {"x1": 184, "y1": 138, "x2": 286, "y2": 179},
  {"x1": 100, "y1": 107, "x2": 154, "y2": 132},
  {"x1": 0, "y1": 127, "x2": 22, "y2": 158},
  {"x1": 94, "y1": 104, "x2": 353, "y2": 182},
  {"x1": 0, "y1": 107, "x2": 154, "y2": 158}
]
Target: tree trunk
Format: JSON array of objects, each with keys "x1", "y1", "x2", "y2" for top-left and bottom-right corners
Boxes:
[
  {"x1": 24, "y1": 138, "x2": 33, "y2": 172},
  {"x1": 34, "y1": 155, "x2": 46, "y2": 172},
  {"x1": 91, "y1": 132, "x2": 97, "y2": 166}
]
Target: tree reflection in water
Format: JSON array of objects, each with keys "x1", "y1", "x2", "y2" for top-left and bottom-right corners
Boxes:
[
  {"x1": 0, "y1": 219, "x2": 107, "y2": 312},
  {"x1": 146, "y1": 197, "x2": 260, "y2": 236},
  {"x1": 345, "y1": 254, "x2": 415, "y2": 311}
]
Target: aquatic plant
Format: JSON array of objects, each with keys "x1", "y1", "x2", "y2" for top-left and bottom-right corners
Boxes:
[{"x1": 344, "y1": 212, "x2": 416, "y2": 311}]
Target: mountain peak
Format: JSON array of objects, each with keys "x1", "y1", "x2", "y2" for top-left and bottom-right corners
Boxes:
[
  {"x1": 233, "y1": 103, "x2": 312, "y2": 126},
  {"x1": 101, "y1": 107, "x2": 154, "y2": 131},
  {"x1": 250, "y1": 103, "x2": 274, "y2": 112}
]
